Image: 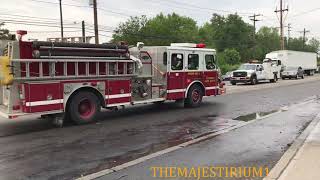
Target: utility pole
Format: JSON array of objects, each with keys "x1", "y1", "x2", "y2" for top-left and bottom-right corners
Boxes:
[
  {"x1": 249, "y1": 14, "x2": 262, "y2": 59},
  {"x1": 275, "y1": 0, "x2": 289, "y2": 50},
  {"x1": 287, "y1": 23, "x2": 292, "y2": 48},
  {"x1": 93, "y1": 0, "x2": 99, "y2": 44},
  {"x1": 298, "y1": 28, "x2": 310, "y2": 50},
  {"x1": 82, "y1": 21, "x2": 86, "y2": 43},
  {"x1": 249, "y1": 14, "x2": 262, "y2": 33},
  {"x1": 59, "y1": 0, "x2": 64, "y2": 41}
]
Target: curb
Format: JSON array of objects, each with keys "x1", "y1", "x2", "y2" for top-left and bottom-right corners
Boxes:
[{"x1": 263, "y1": 112, "x2": 320, "y2": 180}]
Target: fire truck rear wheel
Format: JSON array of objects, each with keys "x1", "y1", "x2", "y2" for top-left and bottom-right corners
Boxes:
[
  {"x1": 184, "y1": 85, "x2": 203, "y2": 108},
  {"x1": 68, "y1": 91, "x2": 101, "y2": 124}
]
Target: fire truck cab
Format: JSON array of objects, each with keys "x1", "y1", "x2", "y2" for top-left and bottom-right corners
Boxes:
[
  {"x1": 130, "y1": 43, "x2": 224, "y2": 105},
  {"x1": 0, "y1": 32, "x2": 225, "y2": 125}
]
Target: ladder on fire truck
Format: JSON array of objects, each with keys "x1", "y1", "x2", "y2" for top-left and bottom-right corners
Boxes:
[
  {"x1": 4, "y1": 40, "x2": 138, "y2": 81},
  {"x1": 9, "y1": 58, "x2": 137, "y2": 81}
]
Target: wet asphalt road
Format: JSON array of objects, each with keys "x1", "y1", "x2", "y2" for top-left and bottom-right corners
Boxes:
[
  {"x1": 98, "y1": 98, "x2": 320, "y2": 180},
  {"x1": 0, "y1": 79, "x2": 320, "y2": 179}
]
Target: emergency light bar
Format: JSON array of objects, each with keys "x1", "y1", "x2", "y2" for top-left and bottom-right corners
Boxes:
[{"x1": 170, "y1": 43, "x2": 206, "y2": 48}]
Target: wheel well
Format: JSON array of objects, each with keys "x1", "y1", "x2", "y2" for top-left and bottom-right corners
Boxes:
[
  {"x1": 186, "y1": 82, "x2": 205, "y2": 97},
  {"x1": 65, "y1": 87, "x2": 106, "y2": 111}
]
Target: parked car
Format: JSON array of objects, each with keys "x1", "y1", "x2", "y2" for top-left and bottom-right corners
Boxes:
[
  {"x1": 282, "y1": 67, "x2": 304, "y2": 79},
  {"x1": 316, "y1": 66, "x2": 320, "y2": 73},
  {"x1": 222, "y1": 72, "x2": 232, "y2": 81}
]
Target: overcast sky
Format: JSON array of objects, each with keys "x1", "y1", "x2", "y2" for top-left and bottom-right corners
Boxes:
[{"x1": 1, "y1": 0, "x2": 320, "y2": 43}]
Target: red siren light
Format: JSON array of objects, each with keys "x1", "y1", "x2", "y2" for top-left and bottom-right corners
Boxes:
[
  {"x1": 16, "y1": 30, "x2": 28, "y2": 41},
  {"x1": 196, "y1": 43, "x2": 206, "y2": 48}
]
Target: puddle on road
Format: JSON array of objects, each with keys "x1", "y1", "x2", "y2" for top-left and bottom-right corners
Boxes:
[{"x1": 233, "y1": 110, "x2": 280, "y2": 122}]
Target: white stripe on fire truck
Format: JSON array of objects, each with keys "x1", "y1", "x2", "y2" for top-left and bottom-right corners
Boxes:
[
  {"x1": 26, "y1": 99, "x2": 64, "y2": 107},
  {"x1": 167, "y1": 87, "x2": 218, "y2": 94},
  {"x1": 105, "y1": 93, "x2": 132, "y2": 99},
  {"x1": 205, "y1": 86, "x2": 219, "y2": 90},
  {"x1": 167, "y1": 89, "x2": 186, "y2": 93}
]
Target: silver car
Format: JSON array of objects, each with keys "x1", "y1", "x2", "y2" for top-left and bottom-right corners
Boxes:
[{"x1": 282, "y1": 67, "x2": 304, "y2": 79}]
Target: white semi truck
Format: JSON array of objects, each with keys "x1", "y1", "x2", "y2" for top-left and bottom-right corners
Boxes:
[{"x1": 266, "y1": 50, "x2": 317, "y2": 76}]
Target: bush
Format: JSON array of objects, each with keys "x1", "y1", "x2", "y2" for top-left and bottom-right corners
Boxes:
[
  {"x1": 217, "y1": 50, "x2": 241, "y2": 74},
  {"x1": 222, "y1": 48, "x2": 241, "y2": 65},
  {"x1": 219, "y1": 63, "x2": 240, "y2": 75}
]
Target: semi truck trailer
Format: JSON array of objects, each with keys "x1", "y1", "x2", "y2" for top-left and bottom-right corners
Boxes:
[{"x1": 266, "y1": 50, "x2": 317, "y2": 76}]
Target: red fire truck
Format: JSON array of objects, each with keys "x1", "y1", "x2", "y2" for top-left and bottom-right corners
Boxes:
[{"x1": 0, "y1": 31, "x2": 225, "y2": 125}]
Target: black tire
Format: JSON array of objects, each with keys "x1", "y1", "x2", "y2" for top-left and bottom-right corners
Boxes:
[
  {"x1": 153, "y1": 101, "x2": 165, "y2": 105},
  {"x1": 306, "y1": 70, "x2": 311, "y2": 76},
  {"x1": 282, "y1": 77, "x2": 285, "y2": 80},
  {"x1": 270, "y1": 74, "x2": 277, "y2": 83},
  {"x1": 68, "y1": 91, "x2": 101, "y2": 125},
  {"x1": 231, "y1": 81, "x2": 237, "y2": 85},
  {"x1": 184, "y1": 85, "x2": 203, "y2": 108},
  {"x1": 301, "y1": 75, "x2": 304, "y2": 79},
  {"x1": 295, "y1": 75, "x2": 298, "y2": 79},
  {"x1": 250, "y1": 76, "x2": 258, "y2": 85}
]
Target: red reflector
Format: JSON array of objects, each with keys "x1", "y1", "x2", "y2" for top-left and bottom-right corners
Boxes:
[
  {"x1": 9, "y1": 115, "x2": 18, "y2": 119},
  {"x1": 12, "y1": 105, "x2": 20, "y2": 110},
  {"x1": 196, "y1": 44, "x2": 206, "y2": 48}
]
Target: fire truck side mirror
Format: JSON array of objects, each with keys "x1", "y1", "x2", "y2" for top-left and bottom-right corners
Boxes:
[{"x1": 137, "y1": 42, "x2": 144, "y2": 50}]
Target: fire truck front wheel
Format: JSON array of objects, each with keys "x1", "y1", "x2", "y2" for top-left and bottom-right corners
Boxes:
[
  {"x1": 184, "y1": 84, "x2": 203, "y2": 108},
  {"x1": 68, "y1": 91, "x2": 101, "y2": 124}
]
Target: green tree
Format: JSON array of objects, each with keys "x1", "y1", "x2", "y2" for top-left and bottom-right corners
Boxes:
[
  {"x1": 255, "y1": 26, "x2": 280, "y2": 60},
  {"x1": 142, "y1": 13, "x2": 198, "y2": 45},
  {"x1": 0, "y1": 23, "x2": 13, "y2": 40},
  {"x1": 287, "y1": 37, "x2": 319, "y2": 52},
  {"x1": 112, "y1": 16, "x2": 148, "y2": 45},
  {"x1": 112, "y1": 13, "x2": 198, "y2": 46},
  {"x1": 199, "y1": 13, "x2": 255, "y2": 61},
  {"x1": 222, "y1": 48, "x2": 241, "y2": 65},
  {"x1": 216, "y1": 49, "x2": 241, "y2": 74},
  {"x1": 307, "y1": 38, "x2": 320, "y2": 53}
]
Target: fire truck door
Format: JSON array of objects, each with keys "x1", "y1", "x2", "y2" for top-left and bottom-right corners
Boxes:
[{"x1": 167, "y1": 52, "x2": 185, "y2": 100}]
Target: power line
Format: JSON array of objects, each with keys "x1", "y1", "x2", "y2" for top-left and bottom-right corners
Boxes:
[
  {"x1": 290, "y1": 7, "x2": 320, "y2": 18},
  {"x1": 0, "y1": 13, "x2": 117, "y2": 30},
  {"x1": 148, "y1": 0, "x2": 254, "y2": 15},
  {"x1": 28, "y1": 0, "x2": 133, "y2": 17},
  {"x1": 0, "y1": 13, "x2": 76, "y2": 23}
]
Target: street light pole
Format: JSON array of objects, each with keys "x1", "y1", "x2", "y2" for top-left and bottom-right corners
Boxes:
[{"x1": 59, "y1": 0, "x2": 64, "y2": 41}]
